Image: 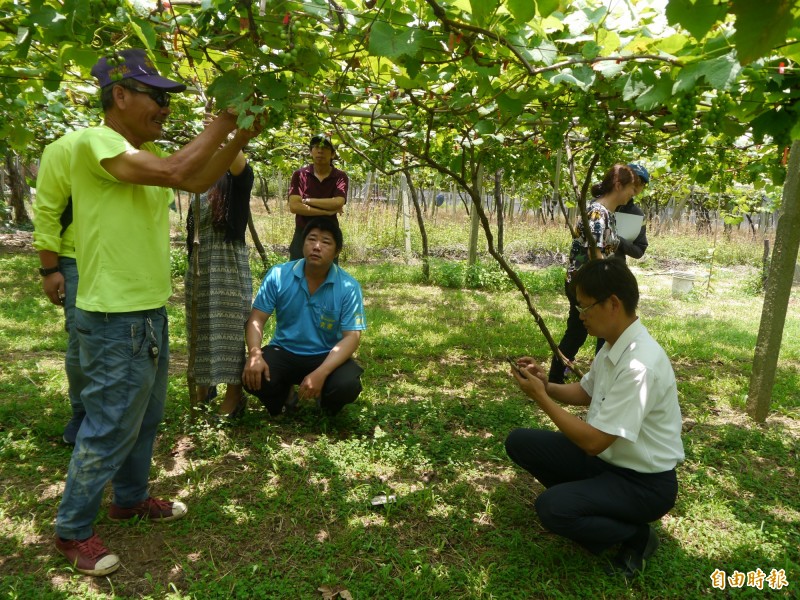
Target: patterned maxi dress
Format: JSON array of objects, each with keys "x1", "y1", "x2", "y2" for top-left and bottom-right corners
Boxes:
[{"x1": 185, "y1": 166, "x2": 254, "y2": 386}]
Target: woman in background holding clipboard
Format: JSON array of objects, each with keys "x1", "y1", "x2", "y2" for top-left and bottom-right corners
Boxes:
[
  {"x1": 614, "y1": 164, "x2": 650, "y2": 262},
  {"x1": 547, "y1": 164, "x2": 642, "y2": 384}
]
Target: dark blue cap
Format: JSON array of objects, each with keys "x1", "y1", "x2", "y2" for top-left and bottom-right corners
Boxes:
[{"x1": 628, "y1": 163, "x2": 650, "y2": 184}]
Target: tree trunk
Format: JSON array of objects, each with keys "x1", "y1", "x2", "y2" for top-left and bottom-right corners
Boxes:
[
  {"x1": 5, "y1": 152, "x2": 31, "y2": 225},
  {"x1": 403, "y1": 169, "x2": 430, "y2": 282},
  {"x1": 362, "y1": 170, "x2": 374, "y2": 204},
  {"x1": 746, "y1": 139, "x2": 800, "y2": 422},
  {"x1": 259, "y1": 174, "x2": 271, "y2": 213},
  {"x1": 494, "y1": 168, "x2": 505, "y2": 255},
  {"x1": 552, "y1": 147, "x2": 565, "y2": 227},
  {"x1": 248, "y1": 211, "x2": 268, "y2": 265},
  {"x1": 468, "y1": 163, "x2": 483, "y2": 265},
  {"x1": 400, "y1": 173, "x2": 412, "y2": 262},
  {"x1": 670, "y1": 188, "x2": 692, "y2": 230}
]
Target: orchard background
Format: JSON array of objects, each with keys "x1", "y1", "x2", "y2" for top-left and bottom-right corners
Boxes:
[{"x1": 2, "y1": 0, "x2": 798, "y2": 416}]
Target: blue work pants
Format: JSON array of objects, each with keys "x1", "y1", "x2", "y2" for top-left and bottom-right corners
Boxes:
[{"x1": 59, "y1": 257, "x2": 88, "y2": 421}]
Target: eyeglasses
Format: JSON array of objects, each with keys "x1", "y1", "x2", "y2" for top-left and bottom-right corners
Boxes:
[
  {"x1": 125, "y1": 83, "x2": 171, "y2": 108},
  {"x1": 576, "y1": 299, "x2": 603, "y2": 315}
]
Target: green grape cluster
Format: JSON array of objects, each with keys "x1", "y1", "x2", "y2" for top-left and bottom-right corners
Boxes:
[
  {"x1": 670, "y1": 129, "x2": 703, "y2": 170},
  {"x1": 279, "y1": 16, "x2": 301, "y2": 63},
  {"x1": 634, "y1": 126, "x2": 661, "y2": 153},
  {"x1": 579, "y1": 97, "x2": 613, "y2": 164},
  {"x1": 542, "y1": 126, "x2": 564, "y2": 151},
  {"x1": 306, "y1": 112, "x2": 321, "y2": 133},
  {"x1": 703, "y1": 93, "x2": 733, "y2": 129},
  {"x1": 404, "y1": 103, "x2": 427, "y2": 134},
  {"x1": 543, "y1": 107, "x2": 569, "y2": 151},
  {"x1": 379, "y1": 96, "x2": 394, "y2": 113},
  {"x1": 587, "y1": 113, "x2": 610, "y2": 148},
  {"x1": 574, "y1": 93, "x2": 595, "y2": 123},
  {"x1": 671, "y1": 93, "x2": 697, "y2": 131}
]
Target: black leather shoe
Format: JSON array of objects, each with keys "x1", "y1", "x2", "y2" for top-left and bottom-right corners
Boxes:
[{"x1": 607, "y1": 526, "x2": 660, "y2": 578}]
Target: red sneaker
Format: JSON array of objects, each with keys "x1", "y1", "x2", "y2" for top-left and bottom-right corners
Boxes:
[
  {"x1": 108, "y1": 496, "x2": 188, "y2": 522},
  {"x1": 55, "y1": 532, "x2": 120, "y2": 576}
]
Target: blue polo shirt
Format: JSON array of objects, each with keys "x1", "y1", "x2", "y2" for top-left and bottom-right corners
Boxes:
[{"x1": 253, "y1": 259, "x2": 366, "y2": 356}]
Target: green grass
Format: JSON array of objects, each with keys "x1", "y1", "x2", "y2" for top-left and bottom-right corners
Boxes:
[{"x1": 0, "y1": 212, "x2": 797, "y2": 599}]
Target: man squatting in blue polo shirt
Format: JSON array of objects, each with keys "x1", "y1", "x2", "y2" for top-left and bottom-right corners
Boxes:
[{"x1": 242, "y1": 217, "x2": 366, "y2": 416}]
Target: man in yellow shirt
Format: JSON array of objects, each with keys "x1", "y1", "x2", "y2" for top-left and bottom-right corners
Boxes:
[
  {"x1": 32, "y1": 130, "x2": 87, "y2": 445},
  {"x1": 54, "y1": 48, "x2": 260, "y2": 577}
]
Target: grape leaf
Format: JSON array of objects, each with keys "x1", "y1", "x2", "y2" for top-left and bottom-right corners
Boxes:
[
  {"x1": 507, "y1": 0, "x2": 536, "y2": 23},
  {"x1": 665, "y1": 0, "x2": 727, "y2": 41},
  {"x1": 732, "y1": 0, "x2": 794, "y2": 64},
  {"x1": 368, "y1": 22, "x2": 422, "y2": 59}
]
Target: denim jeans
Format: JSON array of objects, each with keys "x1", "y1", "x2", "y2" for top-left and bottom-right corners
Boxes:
[
  {"x1": 59, "y1": 257, "x2": 88, "y2": 421},
  {"x1": 55, "y1": 307, "x2": 169, "y2": 540}
]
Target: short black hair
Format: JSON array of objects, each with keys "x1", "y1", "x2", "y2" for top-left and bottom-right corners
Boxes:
[
  {"x1": 100, "y1": 83, "x2": 117, "y2": 111},
  {"x1": 302, "y1": 217, "x2": 343, "y2": 251},
  {"x1": 309, "y1": 134, "x2": 334, "y2": 150},
  {"x1": 570, "y1": 257, "x2": 639, "y2": 315}
]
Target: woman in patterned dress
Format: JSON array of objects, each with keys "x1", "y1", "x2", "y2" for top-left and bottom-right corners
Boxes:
[
  {"x1": 547, "y1": 164, "x2": 639, "y2": 384},
  {"x1": 186, "y1": 151, "x2": 255, "y2": 417}
]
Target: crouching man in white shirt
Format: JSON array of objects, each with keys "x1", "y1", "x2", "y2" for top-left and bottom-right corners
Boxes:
[{"x1": 506, "y1": 257, "x2": 684, "y2": 578}]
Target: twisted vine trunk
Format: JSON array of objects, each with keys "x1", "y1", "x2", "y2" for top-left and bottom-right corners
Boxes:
[
  {"x1": 402, "y1": 169, "x2": 430, "y2": 282},
  {"x1": 5, "y1": 152, "x2": 31, "y2": 226},
  {"x1": 187, "y1": 190, "x2": 202, "y2": 421}
]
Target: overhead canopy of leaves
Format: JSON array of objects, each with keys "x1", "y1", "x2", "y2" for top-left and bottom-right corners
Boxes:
[{"x1": 0, "y1": 0, "x2": 797, "y2": 195}]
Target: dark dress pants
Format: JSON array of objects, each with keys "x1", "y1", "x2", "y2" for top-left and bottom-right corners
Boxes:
[
  {"x1": 244, "y1": 345, "x2": 363, "y2": 416},
  {"x1": 548, "y1": 282, "x2": 588, "y2": 383},
  {"x1": 505, "y1": 429, "x2": 678, "y2": 554}
]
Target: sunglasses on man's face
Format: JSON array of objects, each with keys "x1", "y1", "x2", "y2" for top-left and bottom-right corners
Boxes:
[{"x1": 126, "y1": 84, "x2": 171, "y2": 108}]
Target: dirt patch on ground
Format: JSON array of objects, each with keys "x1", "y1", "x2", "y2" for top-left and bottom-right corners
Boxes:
[{"x1": 0, "y1": 230, "x2": 35, "y2": 253}]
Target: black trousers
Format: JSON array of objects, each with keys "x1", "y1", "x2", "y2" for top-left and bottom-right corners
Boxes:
[
  {"x1": 243, "y1": 345, "x2": 363, "y2": 416},
  {"x1": 288, "y1": 225, "x2": 305, "y2": 261},
  {"x1": 548, "y1": 282, "x2": 602, "y2": 383},
  {"x1": 505, "y1": 429, "x2": 678, "y2": 554}
]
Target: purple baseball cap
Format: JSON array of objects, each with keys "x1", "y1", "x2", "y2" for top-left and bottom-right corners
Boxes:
[{"x1": 91, "y1": 48, "x2": 187, "y2": 92}]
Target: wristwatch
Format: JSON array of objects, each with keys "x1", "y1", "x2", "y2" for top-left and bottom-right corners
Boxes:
[{"x1": 38, "y1": 266, "x2": 60, "y2": 276}]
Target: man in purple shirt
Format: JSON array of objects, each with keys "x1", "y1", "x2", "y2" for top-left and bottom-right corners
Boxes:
[{"x1": 287, "y1": 134, "x2": 348, "y2": 260}]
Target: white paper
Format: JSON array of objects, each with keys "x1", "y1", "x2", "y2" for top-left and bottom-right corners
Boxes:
[{"x1": 615, "y1": 213, "x2": 644, "y2": 240}]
